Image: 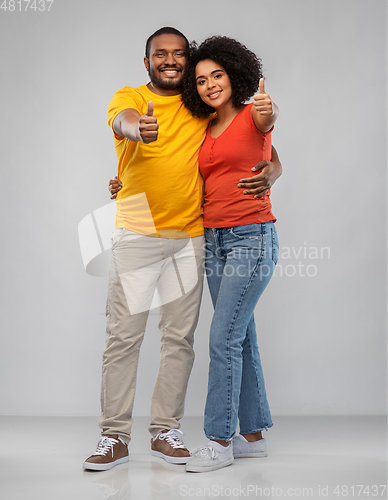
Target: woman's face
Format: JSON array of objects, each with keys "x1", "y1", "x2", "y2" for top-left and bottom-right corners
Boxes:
[{"x1": 195, "y1": 59, "x2": 232, "y2": 109}]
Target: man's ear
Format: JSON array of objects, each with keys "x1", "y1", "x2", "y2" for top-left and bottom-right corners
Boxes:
[{"x1": 144, "y1": 57, "x2": 149, "y2": 72}]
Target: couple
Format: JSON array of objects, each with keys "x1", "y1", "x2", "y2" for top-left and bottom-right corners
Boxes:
[{"x1": 83, "y1": 27, "x2": 280, "y2": 474}]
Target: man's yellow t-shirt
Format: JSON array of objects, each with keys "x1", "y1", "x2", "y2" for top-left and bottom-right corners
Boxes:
[{"x1": 107, "y1": 85, "x2": 210, "y2": 238}]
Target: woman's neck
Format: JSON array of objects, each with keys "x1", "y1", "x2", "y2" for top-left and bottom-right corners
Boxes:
[
  {"x1": 215, "y1": 101, "x2": 243, "y2": 124},
  {"x1": 210, "y1": 102, "x2": 244, "y2": 138}
]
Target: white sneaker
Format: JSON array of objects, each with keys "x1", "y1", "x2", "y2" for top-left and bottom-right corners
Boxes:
[
  {"x1": 232, "y1": 435, "x2": 267, "y2": 458},
  {"x1": 185, "y1": 441, "x2": 234, "y2": 473}
]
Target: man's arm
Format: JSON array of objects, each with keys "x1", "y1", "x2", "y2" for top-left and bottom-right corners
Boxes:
[
  {"x1": 108, "y1": 145, "x2": 282, "y2": 200},
  {"x1": 237, "y1": 145, "x2": 282, "y2": 198},
  {"x1": 113, "y1": 101, "x2": 158, "y2": 144}
]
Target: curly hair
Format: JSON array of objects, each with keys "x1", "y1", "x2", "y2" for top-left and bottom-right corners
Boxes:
[{"x1": 181, "y1": 36, "x2": 263, "y2": 118}]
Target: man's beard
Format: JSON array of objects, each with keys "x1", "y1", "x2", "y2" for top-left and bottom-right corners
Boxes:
[{"x1": 148, "y1": 66, "x2": 183, "y2": 90}]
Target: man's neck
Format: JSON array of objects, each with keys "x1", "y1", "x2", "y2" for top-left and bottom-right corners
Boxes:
[{"x1": 147, "y1": 82, "x2": 181, "y2": 96}]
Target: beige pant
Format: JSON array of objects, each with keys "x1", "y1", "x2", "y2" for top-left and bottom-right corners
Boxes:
[{"x1": 99, "y1": 228, "x2": 205, "y2": 443}]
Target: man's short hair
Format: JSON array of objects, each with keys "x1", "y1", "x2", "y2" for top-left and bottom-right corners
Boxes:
[{"x1": 145, "y1": 27, "x2": 189, "y2": 59}]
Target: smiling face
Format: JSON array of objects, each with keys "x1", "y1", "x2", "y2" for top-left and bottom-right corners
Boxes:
[
  {"x1": 144, "y1": 34, "x2": 187, "y2": 95},
  {"x1": 195, "y1": 59, "x2": 233, "y2": 110}
]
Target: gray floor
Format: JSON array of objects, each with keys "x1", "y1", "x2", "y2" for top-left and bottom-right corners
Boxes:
[{"x1": 0, "y1": 416, "x2": 386, "y2": 500}]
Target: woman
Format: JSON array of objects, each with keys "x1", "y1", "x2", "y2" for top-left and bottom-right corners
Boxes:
[
  {"x1": 109, "y1": 36, "x2": 280, "y2": 473},
  {"x1": 180, "y1": 36, "x2": 279, "y2": 473}
]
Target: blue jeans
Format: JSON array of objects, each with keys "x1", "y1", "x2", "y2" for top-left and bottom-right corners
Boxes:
[{"x1": 204, "y1": 222, "x2": 279, "y2": 441}]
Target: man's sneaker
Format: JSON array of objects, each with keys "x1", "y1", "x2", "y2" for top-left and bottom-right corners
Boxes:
[
  {"x1": 185, "y1": 441, "x2": 234, "y2": 473},
  {"x1": 83, "y1": 435, "x2": 129, "y2": 471},
  {"x1": 151, "y1": 429, "x2": 190, "y2": 464},
  {"x1": 232, "y1": 435, "x2": 268, "y2": 458}
]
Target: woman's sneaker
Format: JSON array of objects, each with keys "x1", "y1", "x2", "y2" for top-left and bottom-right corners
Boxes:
[
  {"x1": 185, "y1": 441, "x2": 234, "y2": 473},
  {"x1": 151, "y1": 429, "x2": 190, "y2": 464},
  {"x1": 83, "y1": 435, "x2": 129, "y2": 471},
  {"x1": 232, "y1": 435, "x2": 268, "y2": 458}
]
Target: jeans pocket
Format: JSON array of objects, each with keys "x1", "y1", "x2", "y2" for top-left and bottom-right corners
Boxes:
[
  {"x1": 229, "y1": 224, "x2": 262, "y2": 240},
  {"x1": 271, "y1": 227, "x2": 279, "y2": 265}
]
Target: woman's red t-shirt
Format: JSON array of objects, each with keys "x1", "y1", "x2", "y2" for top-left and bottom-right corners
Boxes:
[{"x1": 199, "y1": 103, "x2": 276, "y2": 228}]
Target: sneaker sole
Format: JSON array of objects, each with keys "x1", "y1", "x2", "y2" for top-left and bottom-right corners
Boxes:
[
  {"x1": 83, "y1": 455, "x2": 129, "y2": 471},
  {"x1": 234, "y1": 451, "x2": 268, "y2": 458},
  {"x1": 186, "y1": 458, "x2": 234, "y2": 473},
  {"x1": 151, "y1": 450, "x2": 188, "y2": 464}
]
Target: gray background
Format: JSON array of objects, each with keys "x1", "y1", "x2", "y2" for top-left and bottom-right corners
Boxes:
[{"x1": 0, "y1": 0, "x2": 386, "y2": 418}]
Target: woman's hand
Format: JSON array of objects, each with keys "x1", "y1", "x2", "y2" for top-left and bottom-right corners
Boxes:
[
  {"x1": 109, "y1": 176, "x2": 123, "y2": 200},
  {"x1": 237, "y1": 146, "x2": 282, "y2": 198},
  {"x1": 251, "y1": 79, "x2": 279, "y2": 133},
  {"x1": 253, "y1": 78, "x2": 274, "y2": 116}
]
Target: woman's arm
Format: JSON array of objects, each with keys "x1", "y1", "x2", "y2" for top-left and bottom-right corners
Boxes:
[{"x1": 251, "y1": 78, "x2": 279, "y2": 133}]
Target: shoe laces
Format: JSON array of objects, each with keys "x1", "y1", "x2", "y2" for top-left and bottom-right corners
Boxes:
[
  {"x1": 190, "y1": 445, "x2": 218, "y2": 459},
  {"x1": 94, "y1": 436, "x2": 120, "y2": 457},
  {"x1": 157, "y1": 429, "x2": 186, "y2": 450}
]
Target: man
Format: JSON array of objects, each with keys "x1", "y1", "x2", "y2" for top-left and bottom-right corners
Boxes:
[{"x1": 83, "y1": 27, "x2": 282, "y2": 471}]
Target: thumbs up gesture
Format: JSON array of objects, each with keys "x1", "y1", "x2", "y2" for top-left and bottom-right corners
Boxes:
[
  {"x1": 253, "y1": 78, "x2": 274, "y2": 116},
  {"x1": 138, "y1": 101, "x2": 159, "y2": 143}
]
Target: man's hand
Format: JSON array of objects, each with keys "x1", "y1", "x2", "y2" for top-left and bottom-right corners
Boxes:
[
  {"x1": 109, "y1": 176, "x2": 123, "y2": 200},
  {"x1": 108, "y1": 145, "x2": 282, "y2": 201},
  {"x1": 253, "y1": 78, "x2": 274, "y2": 116},
  {"x1": 138, "y1": 101, "x2": 159, "y2": 144},
  {"x1": 237, "y1": 146, "x2": 282, "y2": 198}
]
